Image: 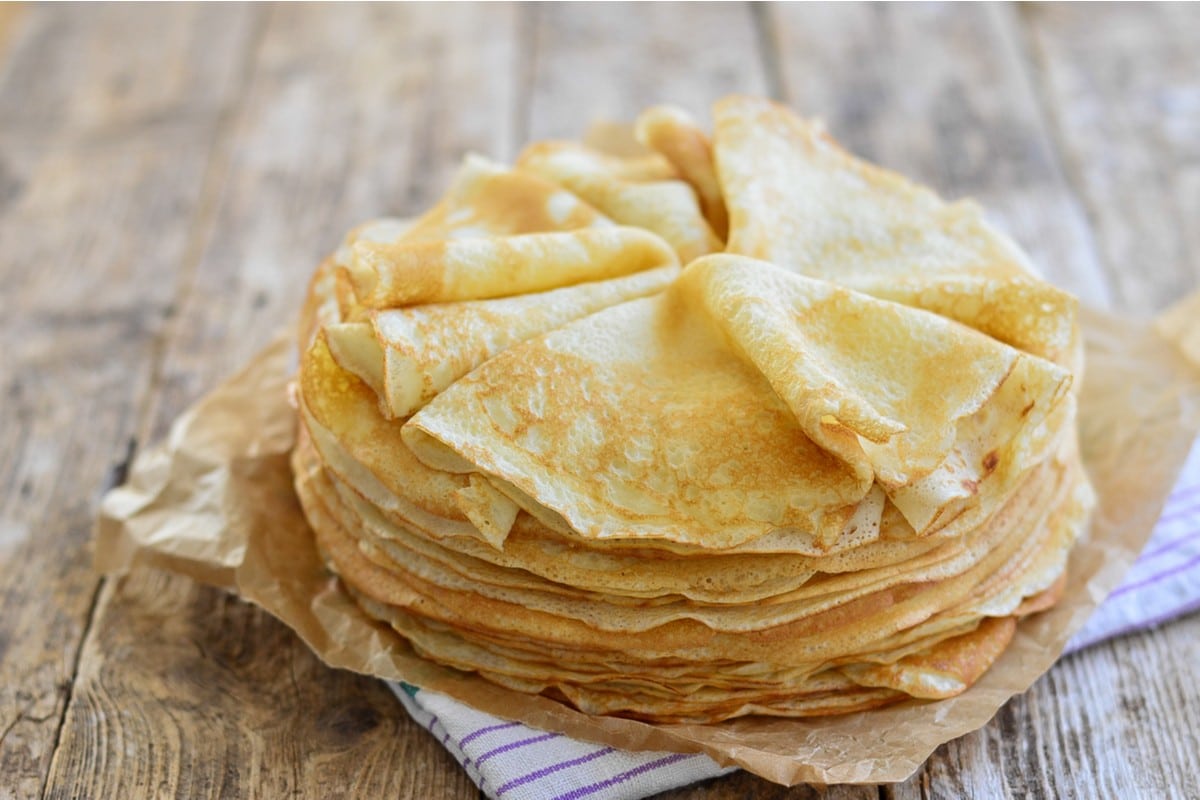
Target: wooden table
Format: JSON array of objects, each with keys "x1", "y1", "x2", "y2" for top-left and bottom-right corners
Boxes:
[{"x1": 2, "y1": 3, "x2": 1198, "y2": 798}]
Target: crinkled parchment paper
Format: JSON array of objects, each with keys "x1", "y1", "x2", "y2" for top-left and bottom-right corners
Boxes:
[{"x1": 96, "y1": 297, "x2": 1200, "y2": 785}]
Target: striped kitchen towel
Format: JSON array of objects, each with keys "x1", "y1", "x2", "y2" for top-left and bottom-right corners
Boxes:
[
  {"x1": 1065, "y1": 436, "x2": 1200, "y2": 652},
  {"x1": 388, "y1": 438, "x2": 1200, "y2": 799},
  {"x1": 391, "y1": 684, "x2": 735, "y2": 799}
]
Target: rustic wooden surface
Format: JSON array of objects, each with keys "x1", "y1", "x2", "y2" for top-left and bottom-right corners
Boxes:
[{"x1": 1, "y1": 3, "x2": 1197, "y2": 798}]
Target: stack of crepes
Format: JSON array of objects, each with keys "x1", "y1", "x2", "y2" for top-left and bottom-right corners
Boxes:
[{"x1": 290, "y1": 96, "x2": 1094, "y2": 724}]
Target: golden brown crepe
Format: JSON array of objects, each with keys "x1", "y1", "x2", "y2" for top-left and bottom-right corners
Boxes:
[
  {"x1": 517, "y1": 141, "x2": 722, "y2": 263},
  {"x1": 327, "y1": 264, "x2": 679, "y2": 419},
  {"x1": 345, "y1": 225, "x2": 677, "y2": 308},
  {"x1": 404, "y1": 254, "x2": 1072, "y2": 549},
  {"x1": 634, "y1": 105, "x2": 728, "y2": 240},
  {"x1": 713, "y1": 95, "x2": 1080, "y2": 369},
  {"x1": 289, "y1": 95, "x2": 1092, "y2": 724}
]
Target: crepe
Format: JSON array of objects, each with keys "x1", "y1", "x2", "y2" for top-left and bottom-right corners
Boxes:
[
  {"x1": 405, "y1": 255, "x2": 1072, "y2": 548},
  {"x1": 326, "y1": 264, "x2": 679, "y2": 419},
  {"x1": 295, "y1": 427, "x2": 1088, "y2": 722},
  {"x1": 713, "y1": 95, "x2": 1080, "y2": 369},
  {"x1": 289, "y1": 94, "x2": 1092, "y2": 724},
  {"x1": 345, "y1": 225, "x2": 677, "y2": 308},
  {"x1": 517, "y1": 141, "x2": 722, "y2": 263},
  {"x1": 634, "y1": 105, "x2": 728, "y2": 239}
]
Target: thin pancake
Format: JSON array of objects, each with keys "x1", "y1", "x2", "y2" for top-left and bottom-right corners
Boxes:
[
  {"x1": 326, "y1": 264, "x2": 679, "y2": 419},
  {"x1": 289, "y1": 94, "x2": 1093, "y2": 725},
  {"x1": 714, "y1": 95, "x2": 1079, "y2": 367}
]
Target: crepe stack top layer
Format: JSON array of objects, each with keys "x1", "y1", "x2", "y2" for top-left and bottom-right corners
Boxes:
[{"x1": 290, "y1": 95, "x2": 1094, "y2": 724}]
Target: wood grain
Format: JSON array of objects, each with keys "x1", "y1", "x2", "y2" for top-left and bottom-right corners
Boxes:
[
  {"x1": 1021, "y1": 3, "x2": 1200, "y2": 314},
  {"x1": 44, "y1": 571, "x2": 476, "y2": 800},
  {"x1": 45, "y1": 5, "x2": 519, "y2": 798},
  {"x1": 0, "y1": 6, "x2": 259, "y2": 798},
  {"x1": 527, "y1": 1, "x2": 769, "y2": 140},
  {"x1": 899, "y1": 615, "x2": 1200, "y2": 800},
  {"x1": 0, "y1": 4, "x2": 1194, "y2": 799}
]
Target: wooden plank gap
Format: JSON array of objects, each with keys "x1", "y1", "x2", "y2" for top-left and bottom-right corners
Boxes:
[
  {"x1": 38, "y1": 577, "x2": 108, "y2": 800},
  {"x1": 1003, "y1": 3, "x2": 1113, "y2": 290},
  {"x1": 33, "y1": 6, "x2": 269, "y2": 780},
  {"x1": 132, "y1": 5, "x2": 273, "y2": 448},
  {"x1": 403, "y1": 32, "x2": 448, "y2": 210},
  {"x1": 510, "y1": 2, "x2": 540, "y2": 158},
  {"x1": 751, "y1": 3, "x2": 788, "y2": 102}
]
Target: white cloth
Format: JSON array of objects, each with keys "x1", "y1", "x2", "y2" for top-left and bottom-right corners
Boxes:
[{"x1": 389, "y1": 439, "x2": 1200, "y2": 799}]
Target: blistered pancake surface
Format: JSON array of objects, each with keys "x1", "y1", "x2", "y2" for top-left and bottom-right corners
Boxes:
[{"x1": 291, "y1": 96, "x2": 1093, "y2": 723}]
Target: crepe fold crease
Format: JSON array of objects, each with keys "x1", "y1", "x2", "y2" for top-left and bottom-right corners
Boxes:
[
  {"x1": 281, "y1": 96, "x2": 1102, "y2": 724},
  {"x1": 94, "y1": 95, "x2": 1200, "y2": 784}
]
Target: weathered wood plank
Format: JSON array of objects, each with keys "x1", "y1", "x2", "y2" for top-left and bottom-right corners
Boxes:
[
  {"x1": 45, "y1": 571, "x2": 477, "y2": 800},
  {"x1": 659, "y1": 774, "x2": 881, "y2": 800},
  {"x1": 899, "y1": 614, "x2": 1200, "y2": 800},
  {"x1": 22, "y1": 4, "x2": 1199, "y2": 799},
  {"x1": 0, "y1": 3, "x2": 255, "y2": 143},
  {"x1": 761, "y1": 5, "x2": 1196, "y2": 798},
  {"x1": 0, "y1": 6, "x2": 260, "y2": 798},
  {"x1": 764, "y1": 2, "x2": 1110, "y2": 308},
  {"x1": 1021, "y1": 3, "x2": 1200, "y2": 314},
  {"x1": 46, "y1": 5, "x2": 520, "y2": 798},
  {"x1": 527, "y1": 1, "x2": 769, "y2": 140}
]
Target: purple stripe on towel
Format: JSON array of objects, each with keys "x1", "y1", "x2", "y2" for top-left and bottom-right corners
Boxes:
[
  {"x1": 550, "y1": 753, "x2": 699, "y2": 800},
  {"x1": 458, "y1": 720, "x2": 522, "y2": 749},
  {"x1": 475, "y1": 732, "x2": 562, "y2": 767},
  {"x1": 1167, "y1": 482, "x2": 1200, "y2": 503},
  {"x1": 1155, "y1": 498, "x2": 1200, "y2": 526},
  {"x1": 424, "y1": 712, "x2": 475, "y2": 782},
  {"x1": 422, "y1": 714, "x2": 455, "y2": 755},
  {"x1": 496, "y1": 746, "x2": 617, "y2": 796},
  {"x1": 1136, "y1": 528, "x2": 1200, "y2": 562},
  {"x1": 1109, "y1": 552, "x2": 1200, "y2": 599},
  {"x1": 1067, "y1": 596, "x2": 1200, "y2": 653},
  {"x1": 1107, "y1": 595, "x2": 1200, "y2": 637}
]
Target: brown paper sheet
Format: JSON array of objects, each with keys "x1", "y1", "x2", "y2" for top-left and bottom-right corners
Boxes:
[{"x1": 96, "y1": 300, "x2": 1200, "y2": 786}]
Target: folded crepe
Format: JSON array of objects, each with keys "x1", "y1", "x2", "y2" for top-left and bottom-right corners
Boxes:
[
  {"x1": 290, "y1": 95, "x2": 1093, "y2": 724},
  {"x1": 404, "y1": 255, "x2": 1073, "y2": 549},
  {"x1": 517, "y1": 140, "x2": 723, "y2": 263},
  {"x1": 713, "y1": 95, "x2": 1080, "y2": 369},
  {"x1": 327, "y1": 262, "x2": 679, "y2": 419}
]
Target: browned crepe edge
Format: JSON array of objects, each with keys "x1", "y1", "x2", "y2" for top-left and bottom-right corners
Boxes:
[{"x1": 95, "y1": 298, "x2": 1200, "y2": 785}]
